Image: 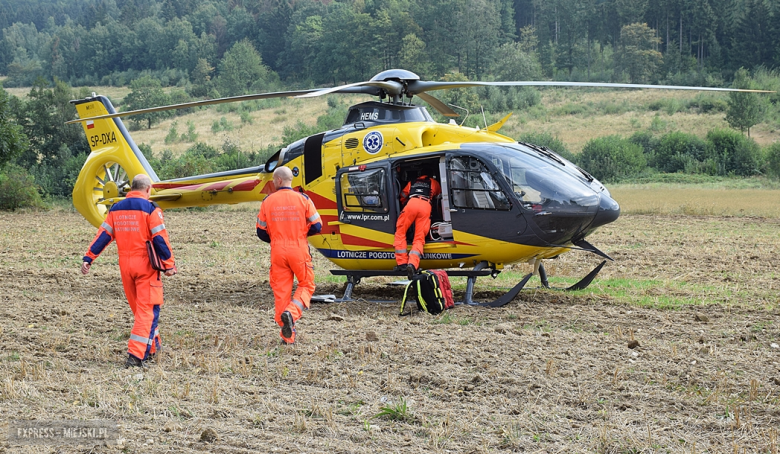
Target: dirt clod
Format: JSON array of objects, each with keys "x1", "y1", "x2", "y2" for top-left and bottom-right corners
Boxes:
[
  {"x1": 627, "y1": 340, "x2": 640, "y2": 349},
  {"x1": 694, "y1": 313, "x2": 709, "y2": 323},
  {"x1": 365, "y1": 331, "x2": 379, "y2": 341},
  {"x1": 200, "y1": 428, "x2": 218, "y2": 443}
]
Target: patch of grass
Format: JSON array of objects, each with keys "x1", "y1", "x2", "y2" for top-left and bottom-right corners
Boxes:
[
  {"x1": 568, "y1": 277, "x2": 728, "y2": 309},
  {"x1": 750, "y1": 321, "x2": 772, "y2": 332},
  {"x1": 374, "y1": 397, "x2": 414, "y2": 422},
  {"x1": 337, "y1": 400, "x2": 364, "y2": 416},
  {"x1": 432, "y1": 312, "x2": 454, "y2": 324}
]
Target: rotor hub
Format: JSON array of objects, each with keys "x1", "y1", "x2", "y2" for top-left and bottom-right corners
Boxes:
[
  {"x1": 370, "y1": 69, "x2": 419, "y2": 83},
  {"x1": 103, "y1": 181, "x2": 119, "y2": 199}
]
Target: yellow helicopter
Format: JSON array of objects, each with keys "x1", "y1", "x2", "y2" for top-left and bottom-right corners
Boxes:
[{"x1": 67, "y1": 69, "x2": 769, "y2": 305}]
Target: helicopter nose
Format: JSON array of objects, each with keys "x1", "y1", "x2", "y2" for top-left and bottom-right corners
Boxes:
[{"x1": 590, "y1": 193, "x2": 621, "y2": 229}]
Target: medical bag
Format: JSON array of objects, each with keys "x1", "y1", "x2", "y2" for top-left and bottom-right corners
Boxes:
[{"x1": 400, "y1": 270, "x2": 454, "y2": 315}]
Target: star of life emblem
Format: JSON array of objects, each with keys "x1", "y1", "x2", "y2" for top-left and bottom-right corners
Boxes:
[{"x1": 363, "y1": 131, "x2": 383, "y2": 154}]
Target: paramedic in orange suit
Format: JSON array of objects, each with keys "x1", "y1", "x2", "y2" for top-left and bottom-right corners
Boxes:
[
  {"x1": 81, "y1": 174, "x2": 177, "y2": 368},
  {"x1": 394, "y1": 174, "x2": 442, "y2": 278},
  {"x1": 256, "y1": 166, "x2": 322, "y2": 345}
]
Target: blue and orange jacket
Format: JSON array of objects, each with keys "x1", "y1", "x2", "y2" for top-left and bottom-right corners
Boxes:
[
  {"x1": 256, "y1": 187, "x2": 322, "y2": 244},
  {"x1": 84, "y1": 191, "x2": 176, "y2": 270}
]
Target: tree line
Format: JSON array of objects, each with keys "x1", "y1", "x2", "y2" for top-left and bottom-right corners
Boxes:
[{"x1": 3, "y1": 0, "x2": 780, "y2": 90}]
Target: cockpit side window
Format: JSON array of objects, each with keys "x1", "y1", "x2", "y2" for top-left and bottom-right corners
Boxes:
[
  {"x1": 338, "y1": 168, "x2": 389, "y2": 213},
  {"x1": 448, "y1": 157, "x2": 510, "y2": 210}
]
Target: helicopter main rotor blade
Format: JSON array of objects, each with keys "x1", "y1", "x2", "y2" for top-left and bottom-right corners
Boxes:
[
  {"x1": 66, "y1": 89, "x2": 322, "y2": 124},
  {"x1": 295, "y1": 80, "x2": 404, "y2": 98},
  {"x1": 407, "y1": 80, "x2": 774, "y2": 94},
  {"x1": 415, "y1": 92, "x2": 459, "y2": 117}
]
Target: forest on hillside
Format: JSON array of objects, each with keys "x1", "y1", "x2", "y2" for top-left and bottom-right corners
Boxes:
[{"x1": 2, "y1": 0, "x2": 780, "y2": 90}]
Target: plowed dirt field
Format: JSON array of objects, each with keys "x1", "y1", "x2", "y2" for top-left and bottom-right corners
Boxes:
[{"x1": 1, "y1": 209, "x2": 779, "y2": 453}]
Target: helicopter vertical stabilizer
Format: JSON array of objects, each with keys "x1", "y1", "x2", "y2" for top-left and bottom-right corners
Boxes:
[{"x1": 71, "y1": 95, "x2": 158, "y2": 227}]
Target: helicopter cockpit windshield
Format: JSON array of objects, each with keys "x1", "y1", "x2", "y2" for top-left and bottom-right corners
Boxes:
[{"x1": 486, "y1": 145, "x2": 600, "y2": 213}]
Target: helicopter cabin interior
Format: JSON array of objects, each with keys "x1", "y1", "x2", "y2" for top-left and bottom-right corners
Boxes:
[{"x1": 335, "y1": 152, "x2": 514, "y2": 245}]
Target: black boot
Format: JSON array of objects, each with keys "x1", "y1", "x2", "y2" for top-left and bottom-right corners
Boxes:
[
  {"x1": 407, "y1": 264, "x2": 417, "y2": 279},
  {"x1": 281, "y1": 311, "x2": 295, "y2": 341},
  {"x1": 124, "y1": 354, "x2": 144, "y2": 368},
  {"x1": 393, "y1": 264, "x2": 408, "y2": 273}
]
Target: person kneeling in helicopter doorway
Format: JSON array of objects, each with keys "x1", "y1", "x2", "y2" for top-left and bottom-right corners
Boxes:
[
  {"x1": 256, "y1": 166, "x2": 322, "y2": 345},
  {"x1": 394, "y1": 173, "x2": 441, "y2": 279}
]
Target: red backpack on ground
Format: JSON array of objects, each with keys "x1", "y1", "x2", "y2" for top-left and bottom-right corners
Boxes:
[
  {"x1": 400, "y1": 269, "x2": 454, "y2": 315},
  {"x1": 428, "y1": 270, "x2": 454, "y2": 309}
]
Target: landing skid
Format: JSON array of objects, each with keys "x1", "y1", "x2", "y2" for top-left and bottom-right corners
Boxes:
[
  {"x1": 311, "y1": 268, "x2": 494, "y2": 304},
  {"x1": 310, "y1": 259, "x2": 607, "y2": 307},
  {"x1": 467, "y1": 273, "x2": 533, "y2": 308},
  {"x1": 538, "y1": 260, "x2": 607, "y2": 291}
]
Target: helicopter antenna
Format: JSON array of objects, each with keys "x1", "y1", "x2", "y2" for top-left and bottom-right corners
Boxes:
[
  {"x1": 481, "y1": 106, "x2": 487, "y2": 129},
  {"x1": 448, "y1": 104, "x2": 469, "y2": 126}
]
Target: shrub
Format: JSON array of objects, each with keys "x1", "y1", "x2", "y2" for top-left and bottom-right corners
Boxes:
[
  {"x1": 629, "y1": 130, "x2": 659, "y2": 163},
  {"x1": 705, "y1": 128, "x2": 763, "y2": 176},
  {"x1": 211, "y1": 117, "x2": 234, "y2": 133},
  {"x1": 579, "y1": 135, "x2": 646, "y2": 182},
  {"x1": 689, "y1": 94, "x2": 728, "y2": 113},
  {"x1": 182, "y1": 121, "x2": 198, "y2": 142},
  {"x1": 282, "y1": 121, "x2": 322, "y2": 145},
  {"x1": 154, "y1": 141, "x2": 271, "y2": 180},
  {"x1": 766, "y1": 143, "x2": 780, "y2": 179},
  {"x1": 165, "y1": 121, "x2": 180, "y2": 144},
  {"x1": 186, "y1": 142, "x2": 219, "y2": 160},
  {"x1": 0, "y1": 165, "x2": 44, "y2": 210},
  {"x1": 653, "y1": 131, "x2": 708, "y2": 173},
  {"x1": 649, "y1": 113, "x2": 668, "y2": 132},
  {"x1": 158, "y1": 154, "x2": 214, "y2": 180}
]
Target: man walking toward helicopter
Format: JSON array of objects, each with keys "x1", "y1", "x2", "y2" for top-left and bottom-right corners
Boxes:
[
  {"x1": 256, "y1": 166, "x2": 322, "y2": 344},
  {"x1": 394, "y1": 173, "x2": 441, "y2": 278},
  {"x1": 81, "y1": 174, "x2": 177, "y2": 368}
]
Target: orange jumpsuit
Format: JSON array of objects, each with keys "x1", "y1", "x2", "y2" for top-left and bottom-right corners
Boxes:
[
  {"x1": 84, "y1": 191, "x2": 176, "y2": 361},
  {"x1": 256, "y1": 187, "x2": 321, "y2": 343},
  {"x1": 394, "y1": 176, "x2": 442, "y2": 269}
]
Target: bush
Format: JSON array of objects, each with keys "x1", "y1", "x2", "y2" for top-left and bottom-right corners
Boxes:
[
  {"x1": 705, "y1": 128, "x2": 763, "y2": 176},
  {"x1": 0, "y1": 165, "x2": 45, "y2": 210},
  {"x1": 282, "y1": 121, "x2": 322, "y2": 145},
  {"x1": 579, "y1": 135, "x2": 647, "y2": 182},
  {"x1": 186, "y1": 142, "x2": 220, "y2": 160},
  {"x1": 165, "y1": 122, "x2": 180, "y2": 144},
  {"x1": 154, "y1": 141, "x2": 271, "y2": 180},
  {"x1": 629, "y1": 130, "x2": 659, "y2": 163},
  {"x1": 766, "y1": 143, "x2": 780, "y2": 179},
  {"x1": 653, "y1": 131, "x2": 708, "y2": 173},
  {"x1": 477, "y1": 86, "x2": 540, "y2": 114},
  {"x1": 182, "y1": 121, "x2": 198, "y2": 142},
  {"x1": 689, "y1": 94, "x2": 728, "y2": 113}
]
